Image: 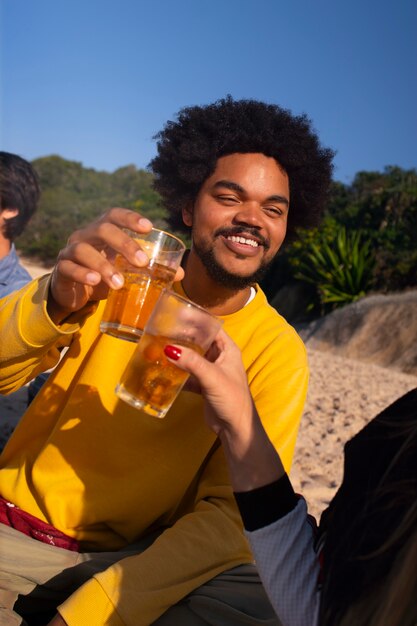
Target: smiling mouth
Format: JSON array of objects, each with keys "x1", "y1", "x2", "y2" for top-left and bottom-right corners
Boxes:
[{"x1": 226, "y1": 235, "x2": 260, "y2": 248}]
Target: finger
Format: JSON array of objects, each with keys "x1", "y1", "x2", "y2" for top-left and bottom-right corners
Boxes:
[
  {"x1": 202, "y1": 329, "x2": 231, "y2": 363},
  {"x1": 68, "y1": 222, "x2": 149, "y2": 267},
  {"x1": 99, "y1": 208, "x2": 153, "y2": 234},
  {"x1": 57, "y1": 242, "x2": 127, "y2": 290},
  {"x1": 68, "y1": 211, "x2": 152, "y2": 246},
  {"x1": 174, "y1": 266, "x2": 185, "y2": 282},
  {"x1": 67, "y1": 206, "x2": 155, "y2": 267},
  {"x1": 214, "y1": 328, "x2": 236, "y2": 350},
  {"x1": 66, "y1": 224, "x2": 154, "y2": 279},
  {"x1": 204, "y1": 340, "x2": 221, "y2": 363},
  {"x1": 53, "y1": 258, "x2": 102, "y2": 287},
  {"x1": 164, "y1": 344, "x2": 217, "y2": 387}
]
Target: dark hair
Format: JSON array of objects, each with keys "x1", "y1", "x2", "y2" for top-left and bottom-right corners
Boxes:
[
  {"x1": 320, "y1": 388, "x2": 417, "y2": 626},
  {"x1": 149, "y1": 96, "x2": 335, "y2": 238},
  {"x1": 338, "y1": 511, "x2": 417, "y2": 626},
  {"x1": 0, "y1": 151, "x2": 40, "y2": 240}
]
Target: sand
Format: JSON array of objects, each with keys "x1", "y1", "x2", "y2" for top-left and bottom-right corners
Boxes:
[
  {"x1": 290, "y1": 349, "x2": 417, "y2": 519},
  {"x1": 2, "y1": 257, "x2": 416, "y2": 520},
  {"x1": 19, "y1": 256, "x2": 53, "y2": 279}
]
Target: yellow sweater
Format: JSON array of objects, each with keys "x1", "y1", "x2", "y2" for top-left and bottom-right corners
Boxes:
[{"x1": 0, "y1": 276, "x2": 308, "y2": 625}]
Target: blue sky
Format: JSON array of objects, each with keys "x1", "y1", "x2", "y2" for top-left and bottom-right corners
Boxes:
[{"x1": 1, "y1": 0, "x2": 416, "y2": 184}]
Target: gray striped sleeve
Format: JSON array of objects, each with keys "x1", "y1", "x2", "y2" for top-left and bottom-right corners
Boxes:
[{"x1": 245, "y1": 498, "x2": 321, "y2": 626}]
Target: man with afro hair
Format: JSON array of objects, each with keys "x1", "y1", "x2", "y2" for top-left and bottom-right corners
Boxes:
[
  {"x1": 152, "y1": 96, "x2": 332, "y2": 237},
  {"x1": 0, "y1": 97, "x2": 334, "y2": 626}
]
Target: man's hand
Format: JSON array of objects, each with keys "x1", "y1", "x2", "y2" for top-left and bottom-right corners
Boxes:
[
  {"x1": 47, "y1": 208, "x2": 184, "y2": 325},
  {"x1": 47, "y1": 208, "x2": 153, "y2": 323},
  {"x1": 46, "y1": 613, "x2": 67, "y2": 626}
]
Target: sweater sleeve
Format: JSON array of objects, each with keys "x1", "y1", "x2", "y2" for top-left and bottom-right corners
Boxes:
[
  {"x1": 58, "y1": 444, "x2": 254, "y2": 626},
  {"x1": 246, "y1": 498, "x2": 321, "y2": 626},
  {"x1": 0, "y1": 275, "x2": 92, "y2": 394}
]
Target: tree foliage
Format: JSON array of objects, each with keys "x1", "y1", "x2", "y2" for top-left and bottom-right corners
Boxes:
[
  {"x1": 17, "y1": 157, "x2": 417, "y2": 317},
  {"x1": 261, "y1": 166, "x2": 417, "y2": 315},
  {"x1": 18, "y1": 156, "x2": 173, "y2": 261}
]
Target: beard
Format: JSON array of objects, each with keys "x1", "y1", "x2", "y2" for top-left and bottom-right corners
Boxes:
[{"x1": 193, "y1": 239, "x2": 274, "y2": 290}]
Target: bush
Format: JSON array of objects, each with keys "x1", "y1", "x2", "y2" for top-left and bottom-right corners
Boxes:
[{"x1": 287, "y1": 225, "x2": 375, "y2": 313}]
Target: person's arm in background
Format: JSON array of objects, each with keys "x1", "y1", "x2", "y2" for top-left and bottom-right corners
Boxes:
[
  {"x1": 164, "y1": 331, "x2": 322, "y2": 626},
  {"x1": 0, "y1": 276, "x2": 75, "y2": 393}
]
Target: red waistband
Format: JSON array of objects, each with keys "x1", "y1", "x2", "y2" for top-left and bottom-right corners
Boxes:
[{"x1": 0, "y1": 495, "x2": 80, "y2": 552}]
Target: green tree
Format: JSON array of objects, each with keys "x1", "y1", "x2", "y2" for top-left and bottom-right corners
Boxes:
[
  {"x1": 261, "y1": 166, "x2": 417, "y2": 312},
  {"x1": 19, "y1": 156, "x2": 173, "y2": 262},
  {"x1": 19, "y1": 158, "x2": 416, "y2": 301},
  {"x1": 327, "y1": 166, "x2": 417, "y2": 291}
]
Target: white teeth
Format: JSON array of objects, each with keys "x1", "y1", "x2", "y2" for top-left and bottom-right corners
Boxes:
[{"x1": 228, "y1": 235, "x2": 258, "y2": 247}]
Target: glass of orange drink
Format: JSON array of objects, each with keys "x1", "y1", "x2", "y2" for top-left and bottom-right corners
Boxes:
[
  {"x1": 100, "y1": 228, "x2": 186, "y2": 341},
  {"x1": 116, "y1": 290, "x2": 222, "y2": 418}
]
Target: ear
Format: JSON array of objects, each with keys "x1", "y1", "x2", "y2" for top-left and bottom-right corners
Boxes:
[
  {"x1": 2, "y1": 208, "x2": 19, "y2": 219},
  {"x1": 182, "y1": 203, "x2": 193, "y2": 227}
]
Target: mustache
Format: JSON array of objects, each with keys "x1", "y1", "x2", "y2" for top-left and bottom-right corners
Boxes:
[{"x1": 214, "y1": 226, "x2": 270, "y2": 250}]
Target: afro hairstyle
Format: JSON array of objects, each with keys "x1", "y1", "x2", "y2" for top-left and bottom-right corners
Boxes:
[{"x1": 149, "y1": 96, "x2": 335, "y2": 238}]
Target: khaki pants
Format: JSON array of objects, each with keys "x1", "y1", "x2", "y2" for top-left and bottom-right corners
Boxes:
[{"x1": 0, "y1": 524, "x2": 281, "y2": 625}]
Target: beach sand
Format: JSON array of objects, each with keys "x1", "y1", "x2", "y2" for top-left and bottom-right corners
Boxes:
[{"x1": 290, "y1": 349, "x2": 417, "y2": 519}]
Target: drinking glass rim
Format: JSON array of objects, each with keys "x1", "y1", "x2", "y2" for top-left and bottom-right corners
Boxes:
[
  {"x1": 160, "y1": 289, "x2": 223, "y2": 322},
  {"x1": 123, "y1": 226, "x2": 186, "y2": 251}
]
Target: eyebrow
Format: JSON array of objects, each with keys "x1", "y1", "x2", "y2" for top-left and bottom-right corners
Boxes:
[{"x1": 213, "y1": 179, "x2": 289, "y2": 206}]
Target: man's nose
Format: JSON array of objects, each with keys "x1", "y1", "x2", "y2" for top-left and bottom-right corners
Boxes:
[{"x1": 233, "y1": 202, "x2": 263, "y2": 228}]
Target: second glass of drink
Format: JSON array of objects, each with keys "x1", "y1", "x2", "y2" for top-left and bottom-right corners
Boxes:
[
  {"x1": 115, "y1": 290, "x2": 223, "y2": 418},
  {"x1": 100, "y1": 227, "x2": 186, "y2": 341}
]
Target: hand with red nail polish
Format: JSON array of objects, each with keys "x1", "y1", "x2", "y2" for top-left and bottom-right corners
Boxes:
[
  {"x1": 164, "y1": 328, "x2": 284, "y2": 493},
  {"x1": 164, "y1": 345, "x2": 182, "y2": 361}
]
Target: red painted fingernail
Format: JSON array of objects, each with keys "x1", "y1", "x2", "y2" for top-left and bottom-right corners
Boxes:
[{"x1": 164, "y1": 345, "x2": 182, "y2": 361}]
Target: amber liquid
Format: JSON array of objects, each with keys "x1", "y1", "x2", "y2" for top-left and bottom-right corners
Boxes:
[
  {"x1": 100, "y1": 259, "x2": 176, "y2": 341},
  {"x1": 117, "y1": 333, "x2": 204, "y2": 417}
]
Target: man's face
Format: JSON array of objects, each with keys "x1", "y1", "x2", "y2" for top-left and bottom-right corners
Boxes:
[{"x1": 183, "y1": 153, "x2": 290, "y2": 290}]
